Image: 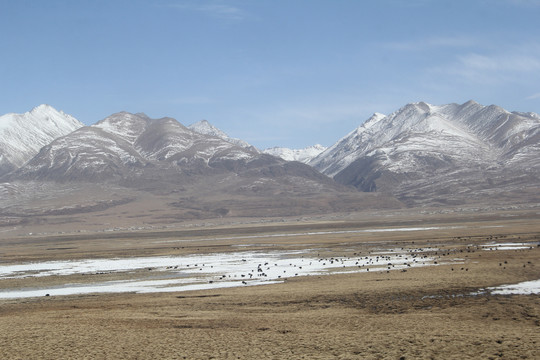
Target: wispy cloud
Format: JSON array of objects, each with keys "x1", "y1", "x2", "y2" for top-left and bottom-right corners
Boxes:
[
  {"x1": 505, "y1": 0, "x2": 540, "y2": 7},
  {"x1": 234, "y1": 99, "x2": 399, "y2": 148},
  {"x1": 383, "y1": 35, "x2": 477, "y2": 51},
  {"x1": 428, "y1": 44, "x2": 540, "y2": 84},
  {"x1": 171, "y1": 96, "x2": 213, "y2": 105},
  {"x1": 163, "y1": 2, "x2": 248, "y2": 21},
  {"x1": 458, "y1": 53, "x2": 540, "y2": 72},
  {"x1": 241, "y1": 99, "x2": 399, "y2": 134},
  {"x1": 270, "y1": 103, "x2": 387, "y2": 126},
  {"x1": 526, "y1": 93, "x2": 540, "y2": 100}
]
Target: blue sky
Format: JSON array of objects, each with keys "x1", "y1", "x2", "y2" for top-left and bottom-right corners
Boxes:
[{"x1": 1, "y1": 0, "x2": 540, "y2": 149}]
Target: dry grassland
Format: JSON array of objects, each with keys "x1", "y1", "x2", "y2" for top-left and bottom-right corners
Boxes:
[{"x1": 0, "y1": 212, "x2": 539, "y2": 359}]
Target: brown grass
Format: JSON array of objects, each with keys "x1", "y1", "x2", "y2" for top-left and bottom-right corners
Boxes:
[{"x1": 0, "y1": 212, "x2": 539, "y2": 359}]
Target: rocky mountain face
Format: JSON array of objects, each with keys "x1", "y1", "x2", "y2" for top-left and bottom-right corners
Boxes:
[
  {"x1": 0, "y1": 105, "x2": 83, "y2": 175},
  {"x1": 263, "y1": 144, "x2": 327, "y2": 164},
  {"x1": 310, "y1": 100, "x2": 540, "y2": 206}
]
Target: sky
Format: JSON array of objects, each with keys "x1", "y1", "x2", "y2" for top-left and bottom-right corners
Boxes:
[{"x1": 1, "y1": 0, "x2": 540, "y2": 149}]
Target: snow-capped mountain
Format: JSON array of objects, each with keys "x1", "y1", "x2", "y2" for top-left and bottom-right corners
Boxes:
[
  {"x1": 9, "y1": 112, "x2": 257, "y2": 182},
  {"x1": 0, "y1": 105, "x2": 83, "y2": 174},
  {"x1": 0, "y1": 107, "x2": 385, "y2": 222},
  {"x1": 310, "y1": 100, "x2": 540, "y2": 204},
  {"x1": 8, "y1": 112, "x2": 339, "y2": 191},
  {"x1": 6, "y1": 111, "x2": 369, "y2": 216},
  {"x1": 4, "y1": 100, "x2": 540, "y2": 209},
  {"x1": 263, "y1": 144, "x2": 327, "y2": 164},
  {"x1": 188, "y1": 120, "x2": 257, "y2": 151}
]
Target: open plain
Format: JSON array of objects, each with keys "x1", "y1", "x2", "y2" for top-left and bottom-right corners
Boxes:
[{"x1": 0, "y1": 208, "x2": 539, "y2": 359}]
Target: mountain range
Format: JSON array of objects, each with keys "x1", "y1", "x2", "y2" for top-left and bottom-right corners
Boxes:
[
  {"x1": 8, "y1": 111, "x2": 263, "y2": 182},
  {"x1": 0, "y1": 107, "x2": 381, "y2": 223},
  {"x1": 1, "y1": 100, "x2": 539, "y2": 223}
]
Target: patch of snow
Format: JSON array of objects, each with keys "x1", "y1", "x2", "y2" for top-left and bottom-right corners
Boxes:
[{"x1": 486, "y1": 279, "x2": 540, "y2": 295}]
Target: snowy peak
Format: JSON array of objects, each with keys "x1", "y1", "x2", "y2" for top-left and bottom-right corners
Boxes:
[
  {"x1": 313, "y1": 100, "x2": 540, "y2": 176},
  {"x1": 30, "y1": 104, "x2": 55, "y2": 114},
  {"x1": 0, "y1": 105, "x2": 83, "y2": 172},
  {"x1": 188, "y1": 120, "x2": 256, "y2": 151},
  {"x1": 188, "y1": 120, "x2": 226, "y2": 138},
  {"x1": 0, "y1": 104, "x2": 81, "y2": 133},
  {"x1": 362, "y1": 113, "x2": 386, "y2": 129},
  {"x1": 263, "y1": 144, "x2": 327, "y2": 164},
  {"x1": 311, "y1": 100, "x2": 540, "y2": 200}
]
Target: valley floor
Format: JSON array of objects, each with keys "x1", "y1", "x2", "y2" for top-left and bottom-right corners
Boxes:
[{"x1": 0, "y1": 211, "x2": 539, "y2": 359}]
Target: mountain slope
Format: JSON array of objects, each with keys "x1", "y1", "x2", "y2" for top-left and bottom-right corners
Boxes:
[
  {"x1": 0, "y1": 105, "x2": 83, "y2": 174},
  {"x1": 311, "y1": 101, "x2": 540, "y2": 205}
]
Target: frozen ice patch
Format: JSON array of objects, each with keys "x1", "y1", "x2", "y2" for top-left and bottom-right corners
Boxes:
[
  {"x1": 481, "y1": 242, "x2": 536, "y2": 251},
  {"x1": 0, "y1": 248, "x2": 437, "y2": 299}
]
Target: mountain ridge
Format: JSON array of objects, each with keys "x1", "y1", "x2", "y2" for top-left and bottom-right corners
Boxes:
[{"x1": 1, "y1": 100, "x2": 539, "y2": 210}]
